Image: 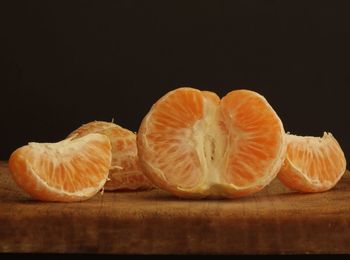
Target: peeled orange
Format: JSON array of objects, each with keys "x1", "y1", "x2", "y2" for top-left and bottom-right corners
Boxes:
[
  {"x1": 137, "y1": 87, "x2": 286, "y2": 198},
  {"x1": 9, "y1": 133, "x2": 112, "y2": 202},
  {"x1": 68, "y1": 121, "x2": 153, "y2": 191},
  {"x1": 278, "y1": 132, "x2": 347, "y2": 192}
]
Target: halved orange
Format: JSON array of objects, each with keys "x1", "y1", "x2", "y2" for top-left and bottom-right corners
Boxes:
[
  {"x1": 137, "y1": 87, "x2": 286, "y2": 198},
  {"x1": 8, "y1": 133, "x2": 112, "y2": 202},
  {"x1": 278, "y1": 132, "x2": 347, "y2": 192},
  {"x1": 68, "y1": 121, "x2": 153, "y2": 191}
]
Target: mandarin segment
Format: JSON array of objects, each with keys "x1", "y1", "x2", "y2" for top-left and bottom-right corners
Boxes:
[
  {"x1": 68, "y1": 121, "x2": 153, "y2": 191},
  {"x1": 137, "y1": 87, "x2": 286, "y2": 198},
  {"x1": 278, "y1": 133, "x2": 347, "y2": 192},
  {"x1": 8, "y1": 133, "x2": 112, "y2": 202},
  {"x1": 138, "y1": 88, "x2": 210, "y2": 193},
  {"x1": 219, "y1": 90, "x2": 286, "y2": 191}
]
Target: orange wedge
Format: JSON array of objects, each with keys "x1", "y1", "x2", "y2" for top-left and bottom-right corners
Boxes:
[
  {"x1": 278, "y1": 133, "x2": 347, "y2": 192},
  {"x1": 68, "y1": 121, "x2": 153, "y2": 190},
  {"x1": 9, "y1": 133, "x2": 112, "y2": 202}
]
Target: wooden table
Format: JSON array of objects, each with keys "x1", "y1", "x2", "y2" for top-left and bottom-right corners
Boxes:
[{"x1": 0, "y1": 161, "x2": 349, "y2": 254}]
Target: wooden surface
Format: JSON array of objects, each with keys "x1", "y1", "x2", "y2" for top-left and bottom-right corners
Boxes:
[{"x1": 0, "y1": 161, "x2": 350, "y2": 254}]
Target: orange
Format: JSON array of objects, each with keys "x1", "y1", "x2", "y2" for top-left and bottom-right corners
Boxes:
[
  {"x1": 68, "y1": 121, "x2": 153, "y2": 191},
  {"x1": 137, "y1": 87, "x2": 286, "y2": 198},
  {"x1": 8, "y1": 133, "x2": 112, "y2": 202},
  {"x1": 278, "y1": 132, "x2": 347, "y2": 192}
]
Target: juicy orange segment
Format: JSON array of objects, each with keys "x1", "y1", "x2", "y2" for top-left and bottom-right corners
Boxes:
[
  {"x1": 220, "y1": 90, "x2": 286, "y2": 188},
  {"x1": 68, "y1": 121, "x2": 153, "y2": 190},
  {"x1": 8, "y1": 133, "x2": 112, "y2": 202},
  {"x1": 137, "y1": 87, "x2": 286, "y2": 198},
  {"x1": 278, "y1": 133, "x2": 347, "y2": 192}
]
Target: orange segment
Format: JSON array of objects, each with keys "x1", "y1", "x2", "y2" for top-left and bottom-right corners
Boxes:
[
  {"x1": 68, "y1": 121, "x2": 153, "y2": 191},
  {"x1": 139, "y1": 88, "x2": 209, "y2": 190},
  {"x1": 137, "y1": 87, "x2": 286, "y2": 198},
  {"x1": 8, "y1": 133, "x2": 112, "y2": 202},
  {"x1": 278, "y1": 133, "x2": 347, "y2": 192},
  {"x1": 220, "y1": 90, "x2": 286, "y2": 189}
]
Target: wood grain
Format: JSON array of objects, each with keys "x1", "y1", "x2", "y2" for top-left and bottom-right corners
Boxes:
[{"x1": 0, "y1": 161, "x2": 349, "y2": 254}]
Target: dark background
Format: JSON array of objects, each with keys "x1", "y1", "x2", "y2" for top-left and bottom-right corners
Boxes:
[{"x1": 0, "y1": 0, "x2": 349, "y2": 164}]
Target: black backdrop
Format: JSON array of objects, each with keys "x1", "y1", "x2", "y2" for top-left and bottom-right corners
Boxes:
[{"x1": 1, "y1": 0, "x2": 349, "y2": 165}]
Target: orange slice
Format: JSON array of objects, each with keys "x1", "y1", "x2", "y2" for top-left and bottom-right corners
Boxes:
[
  {"x1": 137, "y1": 87, "x2": 286, "y2": 198},
  {"x1": 278, "y1": 132, "x2": 347, "y2": 192},
  {"x1": 8, "y1": 133, "x2": 112, "y2": 202},
  {"x1": 68, "y1": 121, "x2": 153, "y2": 191}
]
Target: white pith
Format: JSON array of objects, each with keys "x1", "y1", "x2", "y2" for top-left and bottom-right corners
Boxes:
[{"x1": 191, "y1": 97, "x2": 227, "y2": 186}]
